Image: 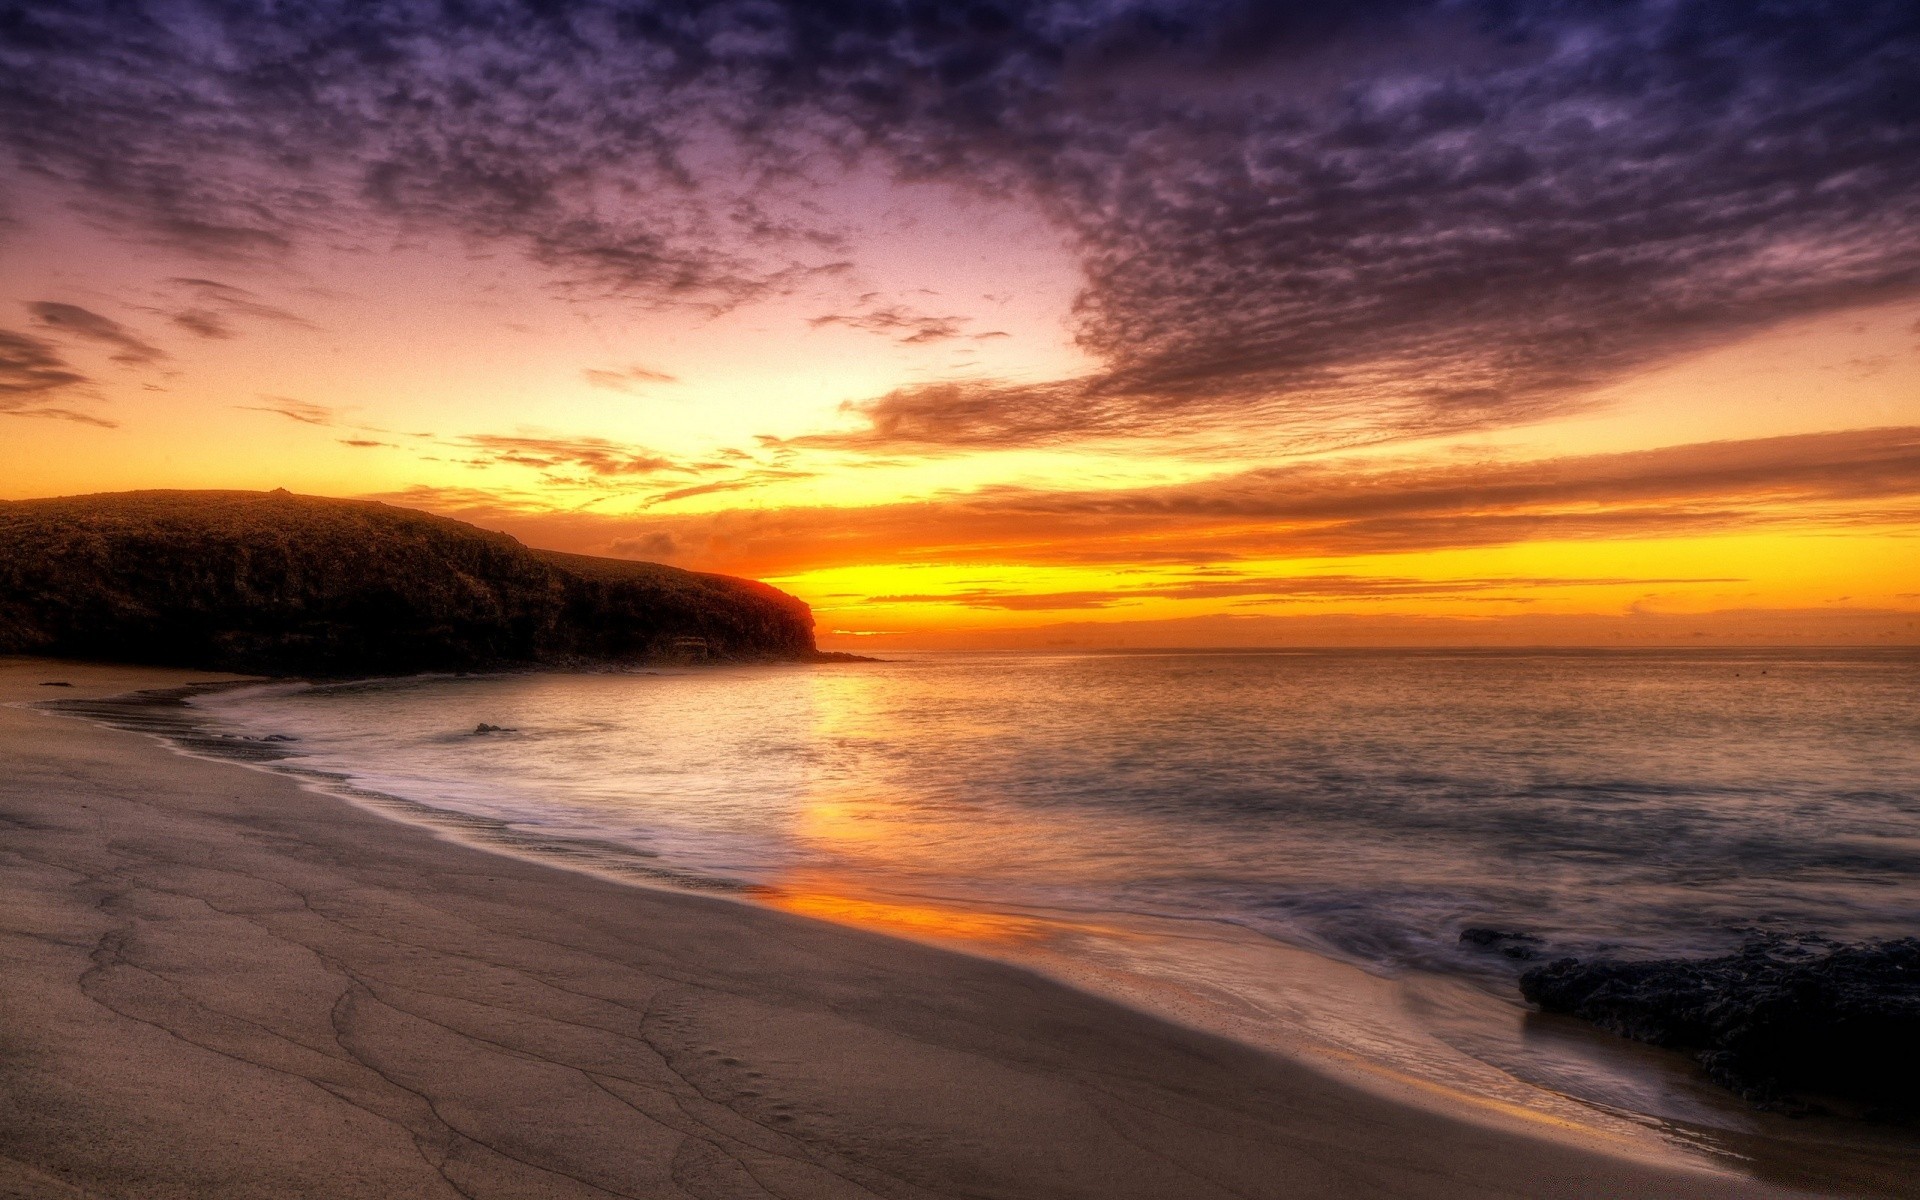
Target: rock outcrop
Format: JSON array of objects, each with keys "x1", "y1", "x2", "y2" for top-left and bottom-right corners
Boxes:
[
  {"x1": 1459, "y1": 927, "x2": 1543, "y2": 960},
  {"x1": 1520, "y1": 937, "x2": 1920, "y2": 1113},
  {"x1": 0, "y1": 490, "x2": 822, "y2": 675}
]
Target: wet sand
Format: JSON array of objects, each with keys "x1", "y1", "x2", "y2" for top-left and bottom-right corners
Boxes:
[{"x1": 0, "y1": 659, "x2": 1835, "y2": 1199}]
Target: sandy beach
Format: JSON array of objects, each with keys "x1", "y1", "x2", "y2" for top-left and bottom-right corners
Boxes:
[{"x1": 0, "y1": 659, "x2": 1850, "y2": 1199}]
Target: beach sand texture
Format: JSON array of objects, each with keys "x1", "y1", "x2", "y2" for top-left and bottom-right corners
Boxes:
[{"x1": 0, "y1": 660, "x2": 1820, "y2": 1199}]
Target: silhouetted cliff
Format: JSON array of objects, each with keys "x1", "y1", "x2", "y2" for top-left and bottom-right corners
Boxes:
[{"x1": 0, "y1": 490, "x2": 819, "y2": 675}]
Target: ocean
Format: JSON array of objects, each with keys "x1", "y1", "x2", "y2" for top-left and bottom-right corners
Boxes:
[{"x1": 180, "y1": 648, "x2": 1920, "y2": 1142}]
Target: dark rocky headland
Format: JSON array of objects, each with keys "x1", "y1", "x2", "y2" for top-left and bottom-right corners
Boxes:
[
  {"x1": 0, "y1": 490, "x2": 832, "y2": 675},
  {"x1": 1521, "y1": 937, "x2": 1920, "y2": 1116}
]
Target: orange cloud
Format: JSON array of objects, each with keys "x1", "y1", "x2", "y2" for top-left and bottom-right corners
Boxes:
[
  {"x1": 867, "y1": 575, "x2": 1746, "y2": 612},
  {"x1": 452, "y1": 434, "x2": 686, "y2": 479},
  {"x1": 392, "y1": 425, "x2": 1920, "y2": 578}
]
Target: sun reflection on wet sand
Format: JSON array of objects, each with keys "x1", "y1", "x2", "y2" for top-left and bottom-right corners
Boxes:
[
  {"x1": 752, "y1": 873, "x2": 1726, "y2": 1168},
  {"x1": 757, "y1": 883, "x2": 1064, "y2": 944}
]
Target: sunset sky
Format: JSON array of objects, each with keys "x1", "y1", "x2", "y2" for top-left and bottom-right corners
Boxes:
[{"x1": 2, "y1": 0, "x2": 1916, "y2": 649}]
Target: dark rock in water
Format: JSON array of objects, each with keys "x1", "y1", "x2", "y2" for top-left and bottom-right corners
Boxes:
[
  {"x1": 1459, "y1": 927, "x2": 1542, "y2": 960},
  {"x1": 38, "y1": 680, "x2": 72, "y2": 687},
  {"x1": 472, "y1": 723, "x2": 516, "y2": 734},
  {"x1": 0, "y1": 490, "x2": 819, "y2": 675},
  {"x1": 1520, "y1": 937, "x2": 1920, "y2": 1113},
  {"x1": 263, "y1": 733, "x2": 298, "y2": 742}
]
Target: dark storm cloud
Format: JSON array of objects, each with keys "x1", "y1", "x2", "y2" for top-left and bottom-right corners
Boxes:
[
  {"x1": 26, "y1": 302, "x2": 166, "y2": 365},
  {"x1": 5, "y1": 2, "x2": 1916, "y2": 446}
]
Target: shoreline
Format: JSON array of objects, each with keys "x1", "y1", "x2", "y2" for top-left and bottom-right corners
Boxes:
[
  {"x1": 0, "y1": 658, "x2": 1898, "y2": 1198},
  {"x1": 31, "y1": 672, "x2": 1709, "y2": 1154},
  {"x1": 100, "y1": 664, "x2": 1918, "y2": 1175}
]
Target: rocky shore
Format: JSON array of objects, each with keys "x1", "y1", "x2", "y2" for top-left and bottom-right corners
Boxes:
[{"x1": 1521, "y1": 936, "x2": 1920, "y2": 1117}]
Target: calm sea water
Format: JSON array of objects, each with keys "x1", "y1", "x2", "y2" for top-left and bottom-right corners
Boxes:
[{"x1": 187, "y1": 649, "x2": 1920, "y2": 1137}]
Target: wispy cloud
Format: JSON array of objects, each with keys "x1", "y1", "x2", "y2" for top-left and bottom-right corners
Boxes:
[
  {"x1": 0, "y1": 406, "x2": 116, "y2": 428},
  {"x1": 869, "y1": 575, "x2": 1746, "y2": 612},
  {"x1": 27, "y1": 302, "x2": 165, "y2": 365},
  {"x1": 782, "y1": 379, "x2": 1105, "y2": 453},
  {"x1": 237, "y1": 397, "x2": 336, "y2": 426},
  {"x1": 161, "y1": 278, "x2": 313, "y2": 340},
  {"x1": 641, "y1": 479, "x2": 764, "y2": 506},
  {"x1": 582, "y1": 364, "x2": 679, "y2": 392},
  {"x1": 0, "y1": 326, "x2": 116, "y2": 425},
  {"x1": 0, "y1": 328, "x2": 87, "y2": 399},
  {"x1": 810, "y1": 298, "x2": 971, "y2": 344},
  {"x1": 454, "y1": 434, "x2": 685, "y2": 479},
  {"x1": 642, "y1": 468, "x2": 819, "y2": 507},
  {"x1": 370, "y1": 483, "x2": 557, "y2": 515}
]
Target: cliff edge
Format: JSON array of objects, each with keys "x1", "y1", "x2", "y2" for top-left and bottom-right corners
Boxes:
[{"x1": 0, "y1": 490, "x2": 819, "y2": 675}]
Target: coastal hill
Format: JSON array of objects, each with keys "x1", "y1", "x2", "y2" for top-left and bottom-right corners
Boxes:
[{"x1": 0, "y1": 490, "x2": 821, "y2": 675}]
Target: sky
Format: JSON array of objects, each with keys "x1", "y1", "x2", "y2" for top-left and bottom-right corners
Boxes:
[{"x1": 1, "y1": 0, "x2": 1916, "y2": 650}]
